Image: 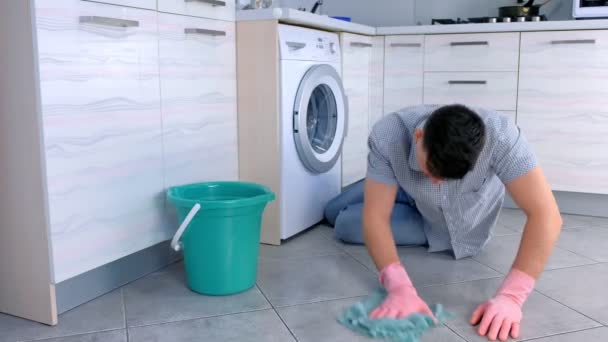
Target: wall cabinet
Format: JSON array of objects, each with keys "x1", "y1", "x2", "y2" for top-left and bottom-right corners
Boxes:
[
  {"x1": 341, "y1": 33, "x2": 372, "y2": 187},
  {"x1": 518, "y1": 30, "x2": 608, "y2": 194},
  {"x1": 383, "y1": 35, "x2": 424, "y2": 114}
]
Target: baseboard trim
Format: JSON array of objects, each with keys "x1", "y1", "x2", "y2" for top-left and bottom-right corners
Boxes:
[
  {"x1": 55, "y1": 240, "x2": 181, "y2": 314},
  {"x1": 503, "y1": 190, "x2": 608, "y2": 218}
]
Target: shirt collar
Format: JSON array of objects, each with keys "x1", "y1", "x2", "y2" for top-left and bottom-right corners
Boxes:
[{"x1": 408, "y1": 120, "x2": 426, "y2": 172}]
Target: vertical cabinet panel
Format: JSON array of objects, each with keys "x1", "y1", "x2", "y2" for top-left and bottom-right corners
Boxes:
[
  {"x1": 341, "y1": 33, "x2": 372, "y2": 187},
  {"x1": 158, "y1": 13, "x2": 238, "y2": 189},
  {"x1": 36, "y1": 0, "x2": 165, "y2": 282},
  {"x1": 369, "y1": 36, "x2": 385, "y2": 130},
  {"x1": 518, "y1": 30, "x2": 608, "y2": 194},
  {"x1": 383, "y1": 35, "x2": 424, "y2": 114}
]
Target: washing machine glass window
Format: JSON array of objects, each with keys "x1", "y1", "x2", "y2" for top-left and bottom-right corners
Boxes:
[
  {"x1": 293, "y1": 64, "x2": 348, "y2": 174},
  {"x1": 307, "y1": 84, "x2": 338, "y2": 154}
]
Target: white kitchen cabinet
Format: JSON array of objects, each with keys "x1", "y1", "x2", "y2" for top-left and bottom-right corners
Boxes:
[
  {"x1": 518, "y1": 30, "x2": 608, "y2": 194},
  {"x1": 82, "y1": 0, "x2": 157, "y2": 10},
  {"x1": 37, "y1": 0, "x2": 165, "y2": 284},
  {"x1": 383, "y1": 35, "x2": 424, "y2": 114},
  {"x1": 341, "y1": 33, "x2": 372, "y2": 187},
  {"x1": 0, "y1": 0, "x2": 239, "y2": 325},
  {"x1": 158, "y1": 13, "x2": 238, "y2": 188},
  {"x1": 158, "y1": 0, "x2": 236, "y2": 21},
  {"x1": 423, "y1": 72, "x2": 518, "y2": 111},
  {"x1": 424, "y1": 33, "x2": 520, "y2": 72}
]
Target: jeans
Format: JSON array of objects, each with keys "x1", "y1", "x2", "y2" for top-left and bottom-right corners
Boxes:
[{"x1": 324, "y1": 179, "x2": 427, "y2": 246}]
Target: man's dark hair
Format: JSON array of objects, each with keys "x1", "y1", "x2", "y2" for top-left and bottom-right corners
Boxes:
[{"x1": 422, "y1": 104, "x2": 486, "y2": 180}]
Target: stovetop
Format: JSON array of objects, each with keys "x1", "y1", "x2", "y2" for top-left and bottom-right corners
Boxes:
[{"x1": 432, "y1": 15, "x2": 548, "y2": 25}]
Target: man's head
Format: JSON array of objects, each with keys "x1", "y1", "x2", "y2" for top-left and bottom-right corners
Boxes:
[{"x1": 415, "y1": 104, "x2": 486, "y2": 184}]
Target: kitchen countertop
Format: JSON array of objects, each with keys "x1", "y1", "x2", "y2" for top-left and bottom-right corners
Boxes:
[
  {"x1": 378, "y1": 19, "x2": 608, "y2": 35},
  {"x1": 237, "y1": 8, "x2": 608, "y2": 36},
  {"x1": 236, "y1": 8, "x2": 376, "y2": 35}
]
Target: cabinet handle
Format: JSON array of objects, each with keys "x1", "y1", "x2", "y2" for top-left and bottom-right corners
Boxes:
[
  {"x1": 450, "y1": 41, "x2": 489, "y2": 46},
  {"x1": 286, "y1": 41, "x2": 306, "y2": 50},
  {"x1": 79, "y1": 16, "x2": 139, "y2": 28},
  {"x1": 448, "y1": 80, "x2": 487, "y2": 85},
  {"x1": 390, "y1": 43, "x2": 422, "y2": 48},
  {"x1": 184, "y1": 28, "x2": 226, "y2": 36},
  {"x1": 350, "y1": 42, "x2": 373, "y2": 48},
  {"x1": 184, "y1": 0, "x2": 226, "y2": 7},
  {"x1": 550, "y1": 39, "x2": 596, "y2": 45}
]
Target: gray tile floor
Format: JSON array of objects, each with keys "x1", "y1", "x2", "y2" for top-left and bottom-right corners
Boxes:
[{"x1": 1, "y1": 209, "x2": 607, "y2": 342}]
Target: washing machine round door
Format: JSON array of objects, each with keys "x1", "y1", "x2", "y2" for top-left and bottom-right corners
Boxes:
[{"x1": 293, "y1": 64, "x2": 348, "y2": 174}]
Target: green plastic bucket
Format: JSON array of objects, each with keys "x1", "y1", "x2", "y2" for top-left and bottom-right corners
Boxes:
[{"x1": 167, "y1": 181, "x2": 275, "y2": 296}]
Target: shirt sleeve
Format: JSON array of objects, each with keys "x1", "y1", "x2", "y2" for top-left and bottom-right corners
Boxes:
[
  {"x1": 366, "y1": 126, "x2": 398, "y2": 185},
  {"x1": 492, "y1": 118, "x2": 538, "y2": 184}
]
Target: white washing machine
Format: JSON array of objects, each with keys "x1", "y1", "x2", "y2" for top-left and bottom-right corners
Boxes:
[{"x1": 278, "y1": 24, "x2": 348, "y2": 239}]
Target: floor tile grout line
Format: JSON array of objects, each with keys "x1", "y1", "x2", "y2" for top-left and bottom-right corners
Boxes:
[
  {"x1": 520, "y1": 326, "x2": 607, "y2": 341},
  {"x1": 444, "y1": 324, "x2": 470, "y2": 342},
  {"x1": 254, "y1": 284, "x2": 300, "y2": 342},
  {"x1": 121, "y1": 288, "x2": 130, "y2": 342},
  {"x1": 531, "y1": 289, "x2": 605, "y2": 328},
  {"x1": 272, "y1": 294, "x2": 368, "y2": 310},
  {"x1": 125, "y1": 307, "x2": 272, "y2": 330},
  {"x1": 18, "y1": 328, "x2": 126, "y2": 342}
]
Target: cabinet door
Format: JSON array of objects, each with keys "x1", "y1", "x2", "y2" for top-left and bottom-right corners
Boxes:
[
  {"x1": 518, "y1": 30, "x2": 608, "y2": 194},
  {"x1": 341, "y1": 33, "x2": 371, "y2": 187},
  {"x1": 158, "y1": 14, "x2": 238, "y2": 188},
  {"x1": 36, "y1": 0, "x2": 165, "y2": 282},
  {"x1": 383, "y1": 35, "x2": 424, "y2": 114}
]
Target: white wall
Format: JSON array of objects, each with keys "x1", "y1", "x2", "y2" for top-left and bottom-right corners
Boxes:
[{"x1": 254, "y1": 0, "x2": 573, "y2": 27}]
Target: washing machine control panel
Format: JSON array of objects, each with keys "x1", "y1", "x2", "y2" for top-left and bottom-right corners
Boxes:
[{"x1": 279, "y1": 24, "x2": 341, "y2": 62}]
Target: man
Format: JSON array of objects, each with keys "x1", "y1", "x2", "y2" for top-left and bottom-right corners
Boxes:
[{"x1": 325, "y1": 104, "x2": 562, "y2": 341}]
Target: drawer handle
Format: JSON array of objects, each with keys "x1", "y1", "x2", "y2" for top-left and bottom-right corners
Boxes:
[
  {"x1": 351, "y1": 42, "x2": 373, "y2": 48},
  {"x1": 448, "y1": 80, "x2": 487, "y2": 85},
  {"x1": 550, "y1": 39, "x2": 596, "y2": 45},
  {"x1": 390, "y1": 43, "x2": 422, "y2": 48},
  {"x1": 450, "y1": 41, "x2": 489, "y2": 46},
  {"x1": 184, "y1": 28, "x2": 226, "y2": 36},
  {"x1": 286, "y1": 41, "x2": 306, "y2": 50},
  {"x1": 79, "y1": 16, "x2": 139, "y2": 28},
  {"x1": 185, "y1": 0, "x2": 227, "y2": 7}
]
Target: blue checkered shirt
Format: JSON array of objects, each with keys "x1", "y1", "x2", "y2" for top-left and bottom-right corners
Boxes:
[{"x1": 367, "y1": 105, "x2": 537, "y2": 259}]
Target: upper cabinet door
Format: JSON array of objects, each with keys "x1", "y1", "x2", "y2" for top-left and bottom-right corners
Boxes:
[
  {"x1": 424, "y1": 33, "x2": 520, "y2": 72},
  {"x1": 341, "y1": 33, "x2": 372, "y2": 187},
  {"x1": 383, "y1": 35, "x2": 424, "y2": 115},
  {"x1": 158, "y1": 13, "x2": 238, "y2": 188},
  {"x1": 518, "y1": 30, "x2": 608, "y2": 194},
  {"x1": 35, "y1": 0, "x2": 165, "y2": 282},
  {"x1": 158, "y1": 0, "x2": 236, "y2": 21},
  {"x1": 81, "y1": 0, "x2": 157, "y2": 10}
]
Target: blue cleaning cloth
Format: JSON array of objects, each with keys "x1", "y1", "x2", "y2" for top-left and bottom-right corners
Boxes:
[{"x1": 338, "y1": 288, "x2": 453, "y2": 342}]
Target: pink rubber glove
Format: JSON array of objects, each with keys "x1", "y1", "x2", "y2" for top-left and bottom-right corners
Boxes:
[
  {"x1": 470, "y1": 268, "x2": 535, "y2": 341},
  {"x1": 370, "y1": 262, "x2": 435, "y2": 319}
]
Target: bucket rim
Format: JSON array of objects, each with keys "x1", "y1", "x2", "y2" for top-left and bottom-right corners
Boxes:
[{"x1": 167, "y1": 181, "x2": 275, "y2": 209}]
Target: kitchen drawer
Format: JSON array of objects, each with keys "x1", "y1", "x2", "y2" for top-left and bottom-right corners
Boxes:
[
  {"x1": 158, "y1": 13, "x2": 238, "y2": 187},
  {"x1": 423, "y1": 72, "x2": 518, "y2": 111},
  {"x1": 424, "y1": 33, "x2": 520, "y2": 72},
  {"x1": 158, "y1": 0, "x2": 235, "y2": 21},
  {"x1": 35, "y1": 0, "x2": 165, "y2": 281},
  {"x1": 384, "y1": 35, "x2": 424, "y2": 114},
  {"x1": 81, "y1": 0, "x2": 156, "y2": 10},
  {"x1": 520, "y1": 30, "x2": 608, "y2": 72}
]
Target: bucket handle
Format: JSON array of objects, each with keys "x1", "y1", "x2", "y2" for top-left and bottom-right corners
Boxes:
[{"x1": 170, "y1": 203, "x2": 201, "y2": 252}]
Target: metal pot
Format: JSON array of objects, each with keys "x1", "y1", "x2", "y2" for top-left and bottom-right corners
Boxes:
[{"x1": 498, "y1": 0, "x2": 553, "y2": 18}]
